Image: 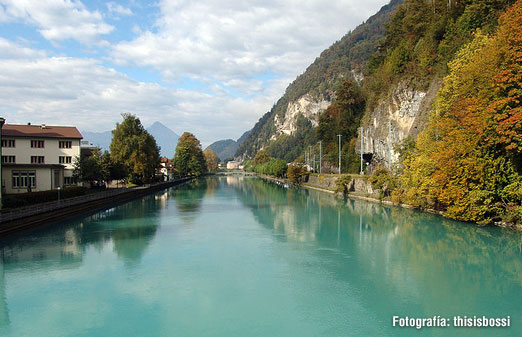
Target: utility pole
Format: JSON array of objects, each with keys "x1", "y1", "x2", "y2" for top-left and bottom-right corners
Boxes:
[
  {"x1": 338, "y1": 134, "x2": 342, "y2": 174},
  {"x1": 387, "y1": 121, "x2": 391, "y2": 170},
  {"x1": 360, "y1": 127, "x2": 364, "y2": 175},
  {"x1": 308, "y1": 145, "x2": 313, "y2": 170},
  {"x1": 319, "y1": 141, "x2": 322, "y2": 174}
]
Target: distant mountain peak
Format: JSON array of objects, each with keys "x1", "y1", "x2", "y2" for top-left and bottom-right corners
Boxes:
[
  {"x1": 148, "y1": 121, "x2": 170, "y2": 130},
  {"x1": 146, "y1": 122, "x2": 180, "y2": 158}
]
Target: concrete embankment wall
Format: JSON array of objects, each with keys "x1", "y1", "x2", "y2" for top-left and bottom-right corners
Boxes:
[
  {"x1": 0, "y1": 177, "x2": 193, "y2": 235},
  {"x1": 305, "y1": 174, "x2": 377, "y2": 197}
]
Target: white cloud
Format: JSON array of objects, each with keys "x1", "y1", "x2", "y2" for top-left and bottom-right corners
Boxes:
[
  {"x1": 0, "y1": 1, "x2": 391, "y2": 145},
  {"x1": 0, "y1": 0, "x2": 113, "y2": 44},
  {"x1": 111, "y1": 0, "x2": 388, "y2": 85},
  {"x1": 0, "y1": 41, "x2": 279, "y2": 145},
  {"x1": 0, "y1": 37, "x2": 47, "y2": 58},
  {"x1": 107, "y1": 2, "x2": 133, "y2": 17}
]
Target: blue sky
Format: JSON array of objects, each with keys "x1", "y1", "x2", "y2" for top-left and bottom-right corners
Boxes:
[{"x1": 0, "y1": 0, "x2": 388, "y2": 146}]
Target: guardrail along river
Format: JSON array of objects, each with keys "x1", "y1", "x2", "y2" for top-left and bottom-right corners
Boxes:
[{"x1": 0, "y1": 176, "x2": 520, "y2": 336}]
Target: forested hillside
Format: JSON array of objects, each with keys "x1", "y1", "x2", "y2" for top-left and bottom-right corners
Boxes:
[{"x1": 237, "y1": 0, "x2": 522, "y2": 227}]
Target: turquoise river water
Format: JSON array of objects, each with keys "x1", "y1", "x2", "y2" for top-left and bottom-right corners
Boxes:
[{"x1": 0, "y1": 176, "x2": 520, "y2": 337}]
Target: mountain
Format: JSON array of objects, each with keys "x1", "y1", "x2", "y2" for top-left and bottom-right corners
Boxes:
[
  {"x1": 81, "y1": 121, "x2": 179, "y2": 158},
  {"x1": 146, "y1": 121, "x2": 179, "y2": 158},
  {"x1": 81, "y1": 130, "x2": 112, "y2": 152},
  {"x1": 206, "y1": 130, "x2": 251, "y2": 161},
  {"x1": 235, "y1": 0, "x2": 402, "y2": 161}
]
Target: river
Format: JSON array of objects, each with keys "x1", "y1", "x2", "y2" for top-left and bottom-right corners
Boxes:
[{"x1": 0, "y1": 176, "x2": 520, "y2": 336}]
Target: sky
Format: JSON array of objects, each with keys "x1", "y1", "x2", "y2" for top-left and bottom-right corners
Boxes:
[{"x1": 0, "y1": 0, "x2": 389, "y2": 146}]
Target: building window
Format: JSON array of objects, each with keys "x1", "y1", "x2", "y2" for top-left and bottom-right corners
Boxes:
[
  {"x1": 59, "y1": 156, "x2": 72, "y2": 164},
  {"x1": 31, "y1": 156, "x2": 45, "y2": 164},
  {"x1": 12, "y1": 170, "x2": 36, "y2": 189},
  {"x1": 59, "y1": 141, "x2": 72, "y2": 149},
  {"x1": 1, "y1": 156, "x2": 15, "y2": 164},
  {"x1": 1, "y1": 139, "x2": 15, "y2": 147},
  {"x1": 31, "y1": 140, "x2": 45, "y2": 148},
  {"x1": 64, "y1": 177, "x2": 75, "y2": 185}
]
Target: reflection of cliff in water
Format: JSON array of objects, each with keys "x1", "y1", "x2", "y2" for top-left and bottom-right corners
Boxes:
[{"x1": 231, "y1": 177, "x2": 522, "y2": 322}]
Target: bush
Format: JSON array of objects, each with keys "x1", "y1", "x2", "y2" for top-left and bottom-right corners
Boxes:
[
  {"x1": 287, "y1": 165, "x2": 308, "y2": 185},
  {"x1": 368, "y1": 167, "x2": 398, "y2": 200},
  {"x1": 2, "y1": 186, "x2": 88, "y2": 208},
  {"x1": 335, "y1": 175, "x2": 353, "y2": 195}
]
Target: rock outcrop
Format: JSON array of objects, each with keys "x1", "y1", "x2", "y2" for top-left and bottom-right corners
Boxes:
[
  {"x1": 357, "y1": 79, "x2": 441, "y2": 168},
  {"x1": 272, "y1": 94, "x2": 331, "y2": 138}
]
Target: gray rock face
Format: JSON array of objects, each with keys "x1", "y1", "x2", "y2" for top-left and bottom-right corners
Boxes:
[
  {"x1": 272, "y1": 93, "x2": 331, "y2": 139},
  {"x1": 357, "y1": 80, "x2": 441, "y2": 168}
]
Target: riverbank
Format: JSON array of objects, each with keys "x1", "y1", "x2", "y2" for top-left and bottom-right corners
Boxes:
[
  {"x1": 0, "y1": 177, "x2": 194, "y2": 235},
  {"x1": 256, "y1": 173, "x2": 521, "y2": 231}
]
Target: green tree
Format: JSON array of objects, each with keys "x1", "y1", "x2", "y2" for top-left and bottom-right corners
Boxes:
[
  {"x1": 173, "y1": 132, "x2": 207, "y2": 176},
  {"x1": 110, "y1": 113, "x2": 160, "y2": 184},
  {"x1": 73, "y1": 150, "x2": 102, "y2": 183},
  {"x1": 203, "y1": 149, "x2": 219, "y2": 172}
]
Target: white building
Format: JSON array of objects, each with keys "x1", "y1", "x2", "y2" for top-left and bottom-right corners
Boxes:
[
  {"x1": 1, "y1": 124, "x2": 82, "y2": 194},
  {"x1": 226, "y1": 161, "x2": 241, "y2": 170}
]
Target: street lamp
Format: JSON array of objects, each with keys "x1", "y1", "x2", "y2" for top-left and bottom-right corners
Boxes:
[
  {"x1": 319, "y1": 141, "x2": 322, "y2": 174},
  {"x1": 0, "y1": 117, "x2": 5, "y2": 210}
]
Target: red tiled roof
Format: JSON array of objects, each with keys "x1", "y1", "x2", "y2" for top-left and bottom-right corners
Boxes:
[{"x1": 2, "y1": 124, "x2": 83, "y2": 139}]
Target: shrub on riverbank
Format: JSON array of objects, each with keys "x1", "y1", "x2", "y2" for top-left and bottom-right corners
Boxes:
[{"x1": 287, "y1": 165, "x2": 308, "y2": 185}]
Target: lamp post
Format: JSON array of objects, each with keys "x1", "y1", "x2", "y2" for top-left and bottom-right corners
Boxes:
[
  {"x1": 0, "y1": 117, "x2": 5, "y2": 210},
  {"x1": 308, "y1": 145, "x2": 314, "y2": 171},
  {"x1": 338, "y1": 134, "x2": 342, "y2": 174},
  {"x1": 360, "y1": 127, "x2": 364, "y2": 175}
]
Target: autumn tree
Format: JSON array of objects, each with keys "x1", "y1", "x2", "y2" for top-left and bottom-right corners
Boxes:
[
  {"x1": 203, "y1": 149, "x2": 219, "y2": 172},
  {"x1": 399, "y1": 0, "x2": 522, "y2": 224},
  {"x1": 173, "y1": 132, "x2": 207, "y2": 176},
  {"x1": 110, "y1": 113, "x2": 160, "y2": 184},
  {"x1": 253, "y1": 149, "x2": 270, "y2": 167}
]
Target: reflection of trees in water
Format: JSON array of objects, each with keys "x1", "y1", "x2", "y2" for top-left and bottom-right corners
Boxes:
[
  {"x1": 204, "y1": 177, "x2": 218, "y2": 198},
  {"x1": 0, "y1": 193, "x2": 164, "y2": 270},
  {"x1": 231, "y1": 177, "x2": 522, "y2": 317},
  {"x1": 171, "y1": 179, "x2": 207, "y2": 219},
  {"x1": 82, "y1": 196, "x2": 161, "y2": 266}
]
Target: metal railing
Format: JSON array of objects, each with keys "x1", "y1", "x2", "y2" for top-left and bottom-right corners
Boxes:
[{"x1": 0, "y1": 178, "x2": 191, "y2": 224}]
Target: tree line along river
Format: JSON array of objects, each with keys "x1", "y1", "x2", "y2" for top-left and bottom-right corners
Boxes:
[{"x1": 0, "y1": 176, "x2": 520, "y2": 337}]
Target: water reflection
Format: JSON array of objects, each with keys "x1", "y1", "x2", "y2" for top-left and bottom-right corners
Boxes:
[
  {"x1": 0, "y1": 193, "x2": 164, "y2": 271},
  {"x1": 0, "y1": 177, "x2": 519, "y2": 337},
  {"x1": 171, "y1": 179, "x2": 207, "y2": 221},
  {"x1": 232, "y1": 177, "x2": 522, "y2": 329},
  {"x1": 0, "y1": 258, "x2": 9, "y2": 327}
]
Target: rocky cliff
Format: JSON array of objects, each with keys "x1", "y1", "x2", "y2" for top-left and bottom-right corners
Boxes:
[
  {"x1": 272, "y1": 94, "x2": 331, "y2": 138},
  {"x1": 236, "y1": 0, "x2": 402, "y2": 160},
  {"x1": 358, "y1": 80, "x2": 441, "y2": 167}
]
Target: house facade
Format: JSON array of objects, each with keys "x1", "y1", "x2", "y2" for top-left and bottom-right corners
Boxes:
[{"x1": 1, "y1": 124, "x2": 82, "y2": 194}]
